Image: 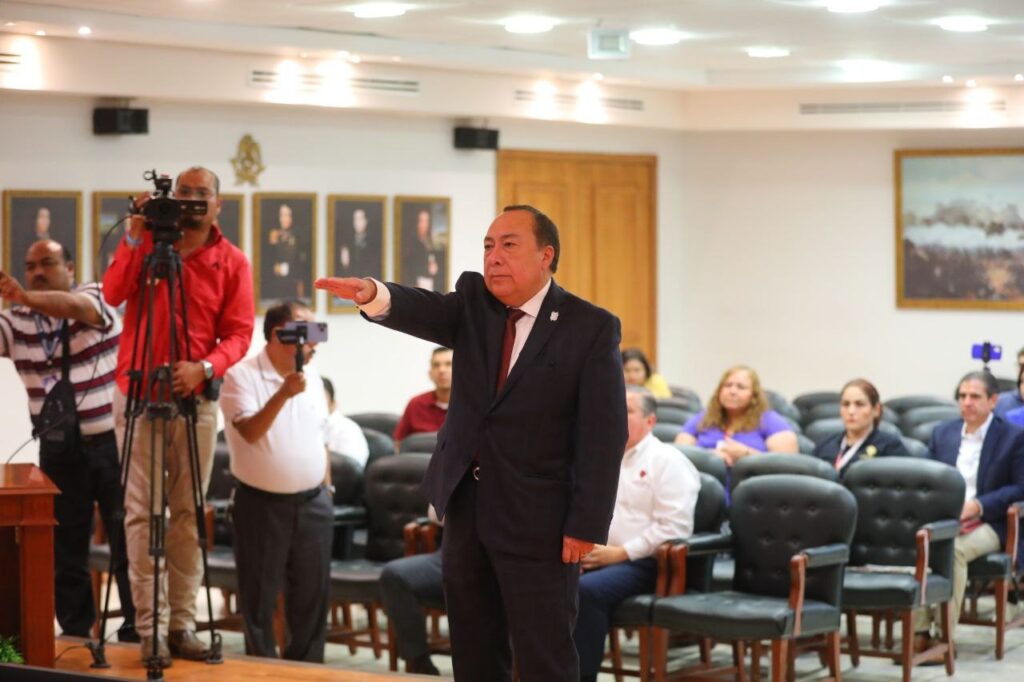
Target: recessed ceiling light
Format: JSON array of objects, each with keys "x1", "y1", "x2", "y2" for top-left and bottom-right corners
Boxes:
[
  {"x1": 351, "y1": 3, "x2": 407, "y2": 19},
  {"x1": 504, "y1": 16, "x2": 556, "y2": 34},
  {"x1": 34, "y1": 29, "x2": 46, "y2": 36},
  {"x1": 77, "y1": 26, "x2": 92, "y2": 36},
  {"x1": 937, "y1": 16, "x2": 989, "y2": 33},
  {"x1": 942, "y1": 75, "x2": 954, "y2": 84},
  {"x1": 966, "y1": 79, "x2": 977, "y2": 88},
  {"x1": 826, "y1": 0, "x2": 880, "y2": 13},
  {"x1": 1015, "y1": 74, "x2": 1024, "y2": 82},
  {"x1": 629, "y1": 28, "x2": 685, "y2": 46},
  {"x1": 4, "y1": 22, "x2": 16, "y2": 27},
  {"x1": 592, "y1": 72, "x2": 604, "y2": 81},
  {"x1": 746, "y1": 47, "x2": 790, "y2": 58}
]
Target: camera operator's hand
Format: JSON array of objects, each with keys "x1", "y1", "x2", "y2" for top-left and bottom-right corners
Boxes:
[
  {"x1": 314, "y1": 277, "x2": 377, "y2": 304},
  {"x1": 172, "y1": 361, "x2": 206, "y2": 396},
  {"x1": 278, "y1": 371, "x2": 307, "y2": 399},
  {"x1": 0, "y1": 271, "x2": 27, "y2": 305},
  {"x1": 127, "y1": 193, "x2": 150, "y2": 245}
]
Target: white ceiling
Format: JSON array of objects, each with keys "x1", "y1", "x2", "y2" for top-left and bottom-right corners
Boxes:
[{"x1": 3, "y1": 0, "x2": 1024, "y2": 90}]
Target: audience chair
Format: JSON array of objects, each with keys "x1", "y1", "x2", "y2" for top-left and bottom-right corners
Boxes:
[
  {"x1": 840, "y1": 457, "x2": 964, "y2": 682},
  {"x1": 657, "y1": 405, "x2": 695, "y2": 426},
  {"x1": 669, "y1": 386, "x2": 703, "y2": 411},
  {"x1": 960, "y1": 502, "x2": 1024, "y2": 659},
  {"x1": 653, "y1": 422, "x2": 683, "y2": 444},
  {"x1": 398, "y1": 430, "x2": 439, "y2": 454},
  {"x1": 348, "y1": 412, "x2": 402, "y2": 438},
  {"x1": 780, "y1": 415, "x2": 803, "y2": 434},
  {"x1": 907, "y1": 421, "x2": 941, "y2": 445},
  {"x1": 804, "y1": 418, "x2": 903, "y2": 448},
  {"x1": 658, "y1": 396, "x2": 702, "y2": 414},
  {"x1": 793, "y1": 392, "x2": 842, "y2": 421},
  {"x1": 900, "y1": 406, "x2": 960, "y2": 437},
  {"x1": 797, "y1": 434, "x2": 816, "y2": 455},
  {"x1": 899, "y1": 437, "x2": 929, "y2": 459},
  {"x1": 766, "y1": 391, "x2": 802, "y2": 424},
  {"x1": 674, "y1": 444, "x2": 728, "y2": 489},
  {"x1": 327, "y1": 454, "x2": 431, "y2": 659},
  {"x1": 362, "y1": 427, "x2": 395, "y2": 467},
  {"x1": 601, "y1": 474, "x2": 728, "y2": 682},
  {"x1": 651, "y1": 475, "x2": 856, "y2": 682},
  {"x1": 330, "y1": 452, "x2": 369, "y2": 560},
  {"x1": 803, "y1": 402, "x2": 841, "y2": 426},
  {"x1": 884, "y1": 395, "x2": 957, "y2": 415}
]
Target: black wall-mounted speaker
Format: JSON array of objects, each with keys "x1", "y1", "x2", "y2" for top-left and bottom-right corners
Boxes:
[
  {"x1": 93, "y1": 107, "x2": 149, "y2": 135},
  {"x1": 453, "y1": 126, "x2": 498, "y2": 150}
]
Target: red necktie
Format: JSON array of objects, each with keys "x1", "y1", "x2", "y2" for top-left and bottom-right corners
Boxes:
[{"x1": 496, "y1": 308, "x2": 526, "y2": 394}]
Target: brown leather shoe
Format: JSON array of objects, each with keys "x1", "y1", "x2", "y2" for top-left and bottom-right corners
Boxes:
[
  {"x1": 168, "y1": 629, "x2": 210, "y2": 661},
  {"x1": 140, "y1": 635, "x2": 172, "y2": 668}
]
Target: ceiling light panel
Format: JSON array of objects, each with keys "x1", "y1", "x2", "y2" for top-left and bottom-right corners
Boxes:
[
  {"x1": 504, "y1": 16, "x2": 556, "y2": 34},
  {"x1": 351, "y1": 3, "x2": 407, "y2": 19},
  {"x1": 826, "y1": 0, "x2": 880, "y2": 13},
  {"x1": 629, "y1": 28, "x2": 685, "y2": 46},
  {"x1": 746, "y1": 47, "x2": 790, "y2": 58},
  {"x1": 936, "y1": 16, "x2": 989, "y2": 33}
]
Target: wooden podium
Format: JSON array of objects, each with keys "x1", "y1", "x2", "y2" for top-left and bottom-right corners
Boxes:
[{"x1": 0, "y1": 463, "x2": 58, "y2": 667}]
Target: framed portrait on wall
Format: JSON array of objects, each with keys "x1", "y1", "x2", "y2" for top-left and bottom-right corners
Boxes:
[
  {"x1": 327, "y1": 194, "x2": 386, "y2": 313},
  {"x1": 218, "y1": 193, "x2": 245, "y2": 249},
  {"x1": 3, "y1": 190, "x2": 82, "y2": 294},
  {"x1": 394, "y1": 196, "x2": 450, "y2": 293},
  {"x1": 92, "y1": 192, "x2": 135, "y2": 280},
  {"x1": 896, "y1": 148, "x2": 1024, "y2": 310},
  {"x1": 253, "y1": 193, "x2": 316, "y2": 313}
]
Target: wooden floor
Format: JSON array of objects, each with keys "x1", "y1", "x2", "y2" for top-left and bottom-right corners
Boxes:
[{"x1": 53, "y1": 637, "x2": 430, "y2": 681}]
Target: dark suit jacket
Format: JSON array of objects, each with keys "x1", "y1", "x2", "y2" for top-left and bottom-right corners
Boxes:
[
  {"x1": 370, "y1": 272, "x2": 627, "y2": 560},
  {"x1": 928, "y1": 415, "x2": 1024, "y2": 549},
  {"x1": 812, "y1": 427, "x2": 910, "y2": 478}
]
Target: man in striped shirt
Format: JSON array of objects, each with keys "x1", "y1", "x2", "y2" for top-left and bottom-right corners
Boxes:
[{"x1": 0, "y1": 239, "x2": 136, "y2": 642}]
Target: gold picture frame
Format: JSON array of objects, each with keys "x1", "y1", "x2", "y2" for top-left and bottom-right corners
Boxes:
[
  {"x1": 92, "y1": 191, "x2": 136, "y2": 281},
  {"x1": 218, "y1": 193, "x2": 246, "y2": 251},
  {"x1": 252, "y1": 192, "x2": 317, "y2": 313},
  {"x1": 3, "y1": 190, "x2": 83, "y2": 302},
  {"x1": 394, "y1": 195, "x2": 451, "y2": 293}
]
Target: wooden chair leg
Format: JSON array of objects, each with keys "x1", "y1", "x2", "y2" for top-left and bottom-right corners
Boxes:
[
  {"x1": 826, "y1": 630, "x2": 841, "y2": 680},
  {"x1": 342, "y1": 603, "x2": 356, "y2": 655},
  {"x1": 608, "y1": 627, "x2": 624, "y2": 682},
  {"x1": 699, "y1": 637, "x2": 712, "y2": 666},
  {"x1": 367, "y1": 603, "x2": 383, "y2": 658},
  {"x1": 995, "y1": 579, "x2": 1008, "y2": 660},
  {"x1": 885, "y1": 610, "x2": 895, "y2": 650},
  {"x1": 939, "y1": 601, "x2": 955, "y2": 677},
  {"x1": 386, "y1": 619, "x2": 398, "y2": 671},
  {"x1": 653, "y1": 628, "x2": 669, "y2": 682},
  {"x1": 787, "y1": 640, "x2": 796, "y2": 682},
  {"x1": 638, "y1": 627, "x2": 651, "y2": 682},
  {"x1": 735, "y1": 641, "x2": 748, "y2": 682},
  {"x1": 273, "y1": 592, "x2": 286, "y2": 655},
  {"x1": 845, "y1": 610, "x2": 860, "y2": 667},
  {"x1": 900, "y1": 610, "x2": 913, "y2": 682},
  {"x1": 870, "y1": 613, "x2": 881, "y2": 649},
  {"x1": 751, "y1": 640, "x2": 762, "y2": 682},
  {"x1": 770, "y1": 640, "x2": 788, "y2": 682}
]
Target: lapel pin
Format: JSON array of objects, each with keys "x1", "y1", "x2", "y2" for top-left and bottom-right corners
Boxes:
[{"x1": 550, "y1": 311, "x2": 559, "y2": 322}]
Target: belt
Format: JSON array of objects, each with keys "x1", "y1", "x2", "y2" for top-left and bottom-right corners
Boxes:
[
  {"x1": 237, "y1": 481, "x2": 323, "y2": 503},
  {"x1": 80, "y1": 429, "x2": 116, "y2": 444}
]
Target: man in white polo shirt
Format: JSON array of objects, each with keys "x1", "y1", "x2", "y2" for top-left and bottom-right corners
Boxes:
[{"x1": 219, "y1": 300, "x2": 333, "y2": 662}]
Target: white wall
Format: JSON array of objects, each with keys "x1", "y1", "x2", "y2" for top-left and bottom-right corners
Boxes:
[
  {"x1": 0, "y1": 91, "x2": 685, "y2": 463},
  {"x1": 669, "y1": 128, "x2": 1024, "y2": 403}
]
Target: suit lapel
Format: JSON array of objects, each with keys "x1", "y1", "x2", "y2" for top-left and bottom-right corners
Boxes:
[
  {"x1": 977, "y1": 419, "x2": 1000, "y2": 491},
  {"x1": 491, "y1": 281, "x2": 565, "y2": 407},
  {"x1": 483, "y1": 293, "x2": 507, "y2": 397}
]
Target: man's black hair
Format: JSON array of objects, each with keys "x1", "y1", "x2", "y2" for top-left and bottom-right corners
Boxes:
[
  {"x1": 502, "y1": 204, "x2": 560, "y2": 273},
  {"x1": 263, "y1": 299, "x2": 307, "y2": 341}
]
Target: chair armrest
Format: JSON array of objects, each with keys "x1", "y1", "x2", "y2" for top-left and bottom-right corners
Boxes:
[
  {"x1": 1006, "y1": 503, "x2": 1022, "y2": 559},
  {"x1": 673, "y1": 532, "x2": 733, "y2": 557},
  {"x1": 666, "y1": 533, "x2": 733, "y2": 597},
  {"x1": 207, "y1": 498, "x2": 232, "y2": 520},
  {"x1": 802, "y1": 543, "x2": 849, "y2": 569},
  {"x1": 332, "y1": 505, "x2": 368, "y2": 527},
  {"x1": 922, "y1": 519, "x2": 960, "y2": 542},
  {"x1": 789, "y1": 554, "x2": 807, "y2": 638}
]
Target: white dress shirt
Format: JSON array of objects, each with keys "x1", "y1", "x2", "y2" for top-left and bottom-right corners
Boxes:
[
  {"x1": 360, "y1": 277, "x2": 552, "y2": 377},
  {"x1": 608, "y1": 433, "x2": 702, "y2": 561},
  {"x1": 957, "y1": 412, "x2": 991, "y2": 502},
  {"x1": 219, "y1": 349, "x2": 329, "y2": 493},
  {"x1": 325, "y1": 410, "x2": 370, "y2": 467}
]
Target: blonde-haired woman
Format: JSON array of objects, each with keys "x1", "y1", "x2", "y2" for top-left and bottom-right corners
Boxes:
[{"x1": 675, "y1": 365, "x2": 798, "y2": 466}]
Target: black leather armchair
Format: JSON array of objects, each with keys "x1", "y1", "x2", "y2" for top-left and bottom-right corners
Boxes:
[
  {"x1": 674, "y1": 444, "x2": 727, "y2": 489},
  {"x1": 397, "y1": 430, "x2": 438, "y2": 455},
  {"x1": 900, "y1": 406, "x2": 960, "y2": 435},
  {"x1": 668, "y1": 386, "x2": 703, "y2": 412},
  {"x1": 362, "y1": 427, "x2": 396, "y2": 465},
  {"x1": 840, "y1": 457, "x2": 964, "y2": 680},
  {"x1": 602, "y1": 473, "x2": 727, "y2": 682},
  {"x1": 653, "y1": 422, "x2": 683, "y2": 444},
  {"x1": 650, "y1": 475, "x2": 857, "y2": 682},
  {"x1": 656, "y1": 405, "x2": 695, "y2": 426},
  {"x1": 793, "y1": 392, "x2": 841, "y2": 424},
  {"x1": 327, "y1": 454, "x2": 431, "y2": 658},
  {"x1": 347, "y1": 411, "x2": 402, "y2": 438},
  {"x1": 884, "y1": 395, "x2": 956, "y2": 415}
]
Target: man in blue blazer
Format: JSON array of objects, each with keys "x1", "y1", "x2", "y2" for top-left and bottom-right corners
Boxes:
[
  {"x1": 917, "y1": 370, "x2": 1024, "y2": 647},
  {"x1": 317, "y1": 205, "x2": 627, "y2": 680}
]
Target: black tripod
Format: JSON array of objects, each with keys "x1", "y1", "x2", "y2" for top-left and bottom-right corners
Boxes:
[{"x1": 89, "y1": 237, "x2": 223, "y2": 680}]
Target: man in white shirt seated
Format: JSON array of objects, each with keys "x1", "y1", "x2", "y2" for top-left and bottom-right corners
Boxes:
[
  {"x1": 322, "y1": 376, "x2": 370, "y2": 467},
  {"x1": 575, "y1": 386, "x2": 701, "y2": 682},
  {"x1": 219, "y1": 300, "x2": 333, "y2": 662}
]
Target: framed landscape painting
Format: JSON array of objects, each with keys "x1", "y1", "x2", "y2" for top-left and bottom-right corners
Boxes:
[{"x1": 897, "y1": 148, "x2": 1024, "y2": 310}]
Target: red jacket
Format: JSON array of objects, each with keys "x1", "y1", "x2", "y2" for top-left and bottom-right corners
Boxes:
[{"x1": 102, "y1": 225, "x2": 254, "y2": 395}]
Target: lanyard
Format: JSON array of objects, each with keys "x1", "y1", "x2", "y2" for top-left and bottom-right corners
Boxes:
[{"x1": 33, "y1": 314, "x2": 65, "y2": 364}]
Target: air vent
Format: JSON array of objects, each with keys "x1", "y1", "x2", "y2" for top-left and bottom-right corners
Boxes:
[
  {"x1": 248, "y1": 68, "x2": 419, "y2": 95},
  {"x1": 800, "y1": 100, "x2": 1006, "y2": 115},
  {"x1": 514, "y1": 89, "x2": 644, "y2": 112},
  {"x1": 0, "y1": 52, "x2": 22, "y2": 71}
]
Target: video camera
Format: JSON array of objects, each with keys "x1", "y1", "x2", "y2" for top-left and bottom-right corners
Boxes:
[
  {"x1": 276, "y1": 321, "x2": 328, "y2": 372},
  {"x1": 133, "y1": 170, "x2": 207, "y2": 243}
]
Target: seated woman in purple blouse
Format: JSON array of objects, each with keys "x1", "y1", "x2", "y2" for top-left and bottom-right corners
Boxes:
[{"x1": 675, "y1": 364, "x2": 798, "y2": 466}]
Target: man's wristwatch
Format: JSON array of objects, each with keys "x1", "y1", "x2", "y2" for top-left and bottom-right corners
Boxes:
[{"x1": 200, "y1": 360, "x2": 214, "y2": 381}]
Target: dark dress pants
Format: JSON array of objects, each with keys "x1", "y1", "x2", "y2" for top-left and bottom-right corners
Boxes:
[
  {"x1": 232, "y1": 483, "x2": 333, "y2": 662},
  {"x1": 379, "y1": 550, "x2": 444, "y2": 661},
  {"x1": 39, "y1": 429, "x2": 136, "y2": 638},
  {"x1": 574, "y1": 558, "x2": 657, "y2": 676},
  {"x1": 441, "y1": 472, "x2": 580, "y2": 681}
]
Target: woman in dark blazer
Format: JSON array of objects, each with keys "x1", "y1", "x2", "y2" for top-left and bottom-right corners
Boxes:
[{"x1": 813, "y1": 378, "x2": 909, "y2": 476}]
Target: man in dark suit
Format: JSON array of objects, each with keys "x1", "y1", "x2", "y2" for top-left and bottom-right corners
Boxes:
[
  {"x1": 916, "y1": 370, "x2": 1024, "y2": 648},
  {"x1": 316, "y1": 204, "x2": 627, "y2": 680}
]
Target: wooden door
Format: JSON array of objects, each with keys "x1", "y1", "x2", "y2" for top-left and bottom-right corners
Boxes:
[{"x1": 497, "y1": 150, "x2": 657, "y2": 363}]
